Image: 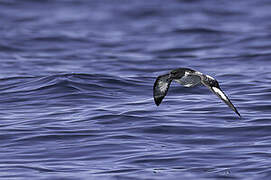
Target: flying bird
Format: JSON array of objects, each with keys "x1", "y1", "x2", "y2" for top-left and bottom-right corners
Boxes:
[{"x1": 153, "y1": 68, "x2": 241, "y2": 117}]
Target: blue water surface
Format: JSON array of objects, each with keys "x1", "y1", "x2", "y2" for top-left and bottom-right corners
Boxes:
[{"x1": 1, "y1": 0, "x2": 271, "y2": 179}]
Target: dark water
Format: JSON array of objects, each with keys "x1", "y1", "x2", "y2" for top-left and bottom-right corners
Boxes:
[{"x1": 1, "y1": 0, "x2": 271, "y2": 179}]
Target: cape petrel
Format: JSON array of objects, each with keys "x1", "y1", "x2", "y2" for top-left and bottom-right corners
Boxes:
[{"x1": 153, "y1": 68, "x2": 241, "y2": 117}]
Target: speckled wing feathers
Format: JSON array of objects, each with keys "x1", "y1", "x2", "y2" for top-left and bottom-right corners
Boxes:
[{"x1": 153, "y1": 74, "x2": 172, "y2": 106}]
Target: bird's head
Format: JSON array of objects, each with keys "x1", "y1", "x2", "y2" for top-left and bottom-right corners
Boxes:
[{"x1": 169, "y1": 69, "x2": 185, "y2": 79}]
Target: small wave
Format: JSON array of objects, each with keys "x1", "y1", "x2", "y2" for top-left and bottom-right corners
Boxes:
[{"x1": 172, "y1": 27, "x2": 229, "y2": 35}]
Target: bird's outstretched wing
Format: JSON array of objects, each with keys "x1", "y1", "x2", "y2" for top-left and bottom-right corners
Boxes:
[
  {"x1": 153, "y1": 74, "x2": 172, "y2": 106},
  {"x1": 209, "y1": 86, "x2": 241, "y2": 117}
]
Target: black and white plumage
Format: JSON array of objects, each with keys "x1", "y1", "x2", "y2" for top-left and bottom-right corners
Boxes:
[{"x1": 153, "y1": 68, "x2": 241, "y2": 117}]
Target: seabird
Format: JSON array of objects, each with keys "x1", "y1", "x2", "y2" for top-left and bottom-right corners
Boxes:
[{"x1": 153, "y1": 68, "x2": 241, "y2": 117}]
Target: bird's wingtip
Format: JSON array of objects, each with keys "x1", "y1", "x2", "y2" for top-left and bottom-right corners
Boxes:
[
  {"x1": 235, "y1": 110, "x2": 241, "y2": 118},
  {"x1": 154, "y1": 98, "x2": 161, "y2": 106}
]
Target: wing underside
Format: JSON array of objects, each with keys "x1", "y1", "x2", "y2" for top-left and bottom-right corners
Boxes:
[{"x1": 210, "y1": 87, "x2": 241, "y2": 117}]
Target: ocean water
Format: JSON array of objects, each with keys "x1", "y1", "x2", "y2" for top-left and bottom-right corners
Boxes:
[{"x1": 1, "y1": 0, "x2": 271, "y2": 179}]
